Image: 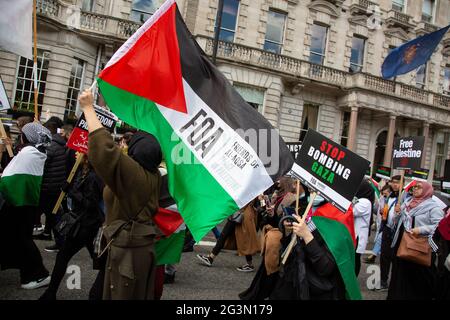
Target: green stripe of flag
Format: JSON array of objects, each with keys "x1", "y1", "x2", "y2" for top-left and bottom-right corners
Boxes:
[
  {"x1": 312, "y1": 216, "x2": 362, "y2": 300},
  {"x1": 155, "y1": 230, "x2": 186, "y2": 265},
  {"x1": 0, "y1": 174, "x2": 42, "y2": 207}
]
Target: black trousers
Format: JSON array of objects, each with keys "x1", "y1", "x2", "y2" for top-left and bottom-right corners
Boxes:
[
  {"x1": 380, "y1": 226, "x2": 394, "y2": 285},
  {"x1": 20, "y1": 206, "x2": 49, "y2": 283},
  {"x1": 211, "y1": 220, "x2": 252, "y2": 263},
  {"x1": 44, "y1": 226, "x2": 97, "y2": 296},
  {"x1": 38, "y1": 194, "x2": 63, "y2": 246},
  {"x1": 355, "y1": 253, "x2": 362, "y2": 277},
  {"x1": 2, "y1": 206, "x2": 49, "y2": 284}
]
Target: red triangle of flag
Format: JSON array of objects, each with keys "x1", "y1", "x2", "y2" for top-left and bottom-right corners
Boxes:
[{"x1": 99, "y1": 3, "x2": 187, "y2": 113}]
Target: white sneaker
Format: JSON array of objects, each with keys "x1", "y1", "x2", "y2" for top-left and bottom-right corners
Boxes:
[
  {"x1": 21, "y1": 276, "x2": 50, "y2": 290},
  {"x1": 33, "y1": 226, "x2": 44, "y2": 236}
]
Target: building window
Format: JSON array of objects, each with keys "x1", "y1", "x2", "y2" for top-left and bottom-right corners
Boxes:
[
  {"x1": 82, "y1": 0, "x2": 94, "y2": 12},
  {"x1": 14, "y1": 50, "x2": 50, "y2": 113},
  {"x1": 435, "y1": 133, "x2": 446, "y2": 178},
  {"x1": 444, "y1": 66, "x2": 450, "y2": 95},
  {"x1": 263, "y1": 10, "x2": 286, "y2": 54},
  {"x1": 65, "y1": 59, "x2": 86, "y2": 121},
  {"x1": 350, "y1": 36, "x2": 366, "y2": 73},
  {"x1": 216, "y1": 0, "x2": 240, "y2": 43},
  {"x1": 309, "y1": 23, "x2": 328, "y2": 65},
  {"x1": 416, "y1": 64, "x2": 427, "y2": 89},
  {"x1": 299, "y1": 104, "x2": 319, "y2": 142},
  {"x1": 392, "y1": 0, "x2": 406, "y2": 12},
  {"x1": 234, "y1": 84, "x2": 265, "y2": 113},
  {"x1": 130, "y1": 0, "x2": 159, "y2": 23},
  {"x1": 340, "y1": 111, "x2": 351, "y2": 147},
  {"x1": 422, "y1": 0, "x2": 435, "y2": 23}
]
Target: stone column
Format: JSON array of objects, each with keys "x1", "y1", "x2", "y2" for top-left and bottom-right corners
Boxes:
[
  {"x1": 383, "y1": 114, "x2": 397, "y2": 167},
  {"x1": 347, "y1": 106, "x2": 359, "y2": 152},
  {"x1": 421, "y1": 122, "x2": 430, "y2": 168}
]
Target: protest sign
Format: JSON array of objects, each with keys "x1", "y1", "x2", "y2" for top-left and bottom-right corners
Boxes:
[
  {"x1": 67, "y1": 105, "x2": 117, "y2": 153},
  {"x1": 392, "y1": 136, "x2": 425, "y2": 170},
  {"x1": 405, "y1": 168, "x2": 429, "y2": 182},
  {"x1": 286, "y1": 142, "x2": 302, "y2": 161},
  {"x1": 289, "y1": 129, "x2": 370, "y2": 212}
]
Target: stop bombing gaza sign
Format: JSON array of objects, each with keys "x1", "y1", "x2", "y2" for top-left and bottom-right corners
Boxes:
[
  {"x1": 392, "y1": 136, "x2": 425, "y2": 170},
  {"x1": 290, "y1": 129, "x2": 370, "y2": 213}
]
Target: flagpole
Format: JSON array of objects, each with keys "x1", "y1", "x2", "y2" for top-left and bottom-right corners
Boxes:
[
  {"x1": 211, "y1": 0, "x2": 224, "y2": 65},
  {"x1": 32, "y1": 0, "x2": 39, "y2": 121}
]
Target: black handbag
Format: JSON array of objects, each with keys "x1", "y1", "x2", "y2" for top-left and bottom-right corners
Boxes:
[{"x1": 55, "y1": 211, "x2": 84, "y2": 239}]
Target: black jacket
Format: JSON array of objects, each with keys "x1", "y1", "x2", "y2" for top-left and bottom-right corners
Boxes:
[
  {"x1": 41, "y1": 134, "x2": 69, "y2": 196},
  {"x1": 68, "y1": 167, "x2": 104, "y2": 228},
  {"x1": 270, "y1": 230, "x2": 346, "y2": 300}
]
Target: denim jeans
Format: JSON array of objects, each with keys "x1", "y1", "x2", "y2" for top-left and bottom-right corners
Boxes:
[{"x1": 372, "y1": 231, "x2": 383, "y2": 256}]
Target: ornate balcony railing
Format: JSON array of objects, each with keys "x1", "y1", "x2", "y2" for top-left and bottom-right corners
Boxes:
[
  {"x1": 36, "y1": 0, "x2": 59, "y2": 18},
  {"x1": 80, "y1": 12, "x2": 107, "y2": 32},
  {"x1": 36, "y1": 0, "x2": 141, "y2": 40},
  {"x1": 198, "y1": 36, "x2": 450, "y2": 110}
]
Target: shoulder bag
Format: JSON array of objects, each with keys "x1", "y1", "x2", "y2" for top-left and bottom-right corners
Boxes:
[{"x1": 396, "y1": 217, "x2": 432, "y2": 267}]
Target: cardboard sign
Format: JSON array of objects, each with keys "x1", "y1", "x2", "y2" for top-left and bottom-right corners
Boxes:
[
  {"x1": 67, "y1": 105, "x2": 117, "y2": 153},
  {"x1": 289, "y1": 129, "x2": 370, "y2": 212},
  {"x1": 376, "y1": 165, "x2": 391, "y2": 180},
  {"x1": 0, "y1": 76, "x2": 11, "y2": 110},
  {"x1": 405, "y1": 168, "x2": 429, "y2": 182},
  {"x1": 286, "y1": 142, "x2": 302, "y2": 161},
  {"x1": 392, "y1": 136, "x2": 425, "y2": 170}
]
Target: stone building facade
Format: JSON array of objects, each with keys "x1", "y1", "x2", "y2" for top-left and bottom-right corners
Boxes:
[{"x1": 1, "y1": 0, "x2": 450, "y2": 181}]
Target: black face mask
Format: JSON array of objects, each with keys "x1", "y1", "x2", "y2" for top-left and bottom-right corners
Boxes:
[{"x1": 127, "y1": 131, "x2": 162, "y2": 173}]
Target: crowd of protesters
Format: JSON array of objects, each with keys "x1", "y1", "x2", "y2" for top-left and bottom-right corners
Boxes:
[{"x1": 0, "y1": 89, "x2": 449, "y2": 300}]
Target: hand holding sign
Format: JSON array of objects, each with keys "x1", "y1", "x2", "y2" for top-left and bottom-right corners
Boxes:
[
  {"x1": 289, "y1": 129, "x2": 370, "y2": 213},
  {"x1": 292, "y1": 214, "x2": 314, "y2": 244}
]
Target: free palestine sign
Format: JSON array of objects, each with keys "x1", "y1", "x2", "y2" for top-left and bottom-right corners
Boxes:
[
  {"x1": 290, "y1": 129, "x2": 370, "y2": 212},
  {"x1": 392, "y1": 136, "x2": 425, "y2": 170}
]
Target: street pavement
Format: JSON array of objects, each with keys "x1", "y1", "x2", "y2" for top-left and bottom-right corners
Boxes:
[{"x1": 0, "y1": 231, "x2": 387, "y2": 300}]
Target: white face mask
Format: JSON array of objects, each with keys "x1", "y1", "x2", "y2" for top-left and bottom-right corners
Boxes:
[
  {"x1": 311, "y1": 195, "x2": 325, "y2": 207},
  {"x1": 299, "y1": 192, "x2": 306, "y2": 199}
]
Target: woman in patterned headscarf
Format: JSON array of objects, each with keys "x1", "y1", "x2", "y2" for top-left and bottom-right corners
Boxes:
[
  {"x1": 388, "y1": 181, "x2": 444, "y2": 300},
  {"x1": 0, "y1": 122, "x2": 52, "y2": 290}
]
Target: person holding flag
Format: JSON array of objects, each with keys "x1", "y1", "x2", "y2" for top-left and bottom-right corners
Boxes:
[
  {"x1": 79, "y1": 89, "x2": 162, "y2": 300},
  {"x1": 0, "y1": 122, "x2": 52, "y2": 290},
  {"x1": 268, "y1": 194, "x2": 361, "y2": 300}
]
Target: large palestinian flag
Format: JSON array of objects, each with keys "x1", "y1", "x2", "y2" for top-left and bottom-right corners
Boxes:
[
  {"x1": 97, "y1": 0, "x2": 293, "y2": 241},
  {"x1": 312, "y1": 203, "x2": 362, "y2": 300}
]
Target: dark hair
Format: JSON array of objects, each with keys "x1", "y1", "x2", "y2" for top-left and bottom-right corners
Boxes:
[
  {"x1": 47, "y1": 116, "x2": 64, "y2": 128},
  {"x1": 121, "y1": 132, "x2": 134, "y2": 144},
  {"x1": 44, "y1": 121, "x2": 58, "y2": 134},
  {"x1": 17, "y1": 116, "x2": 33, "y2": 129},
  {"x1": 278, "y1": 177, "x2": 296, "y2": 195},
  {"x1": 381, "y1": 184, "x2": 392, "y2": 193},
  {"x1": 391, "y1": 175, "x2": 402, "y2": 182}
]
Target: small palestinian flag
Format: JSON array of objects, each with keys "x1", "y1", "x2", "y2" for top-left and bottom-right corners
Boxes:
[
  {"x1": 97, "y1": 0, "x2": 293, "y2": 240},
  {"x1": 312, "y1": 203, "x2": 362, "y2": 300},
  {"x1": 368, "y1": 178, "x2": 380, "y2": 200},
  {"x1": 154, "y1": 207, "x2": 185, "y2": 266},
  {"x1": 0, "y1": 146, "x2": 46, "y2": 206}
]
